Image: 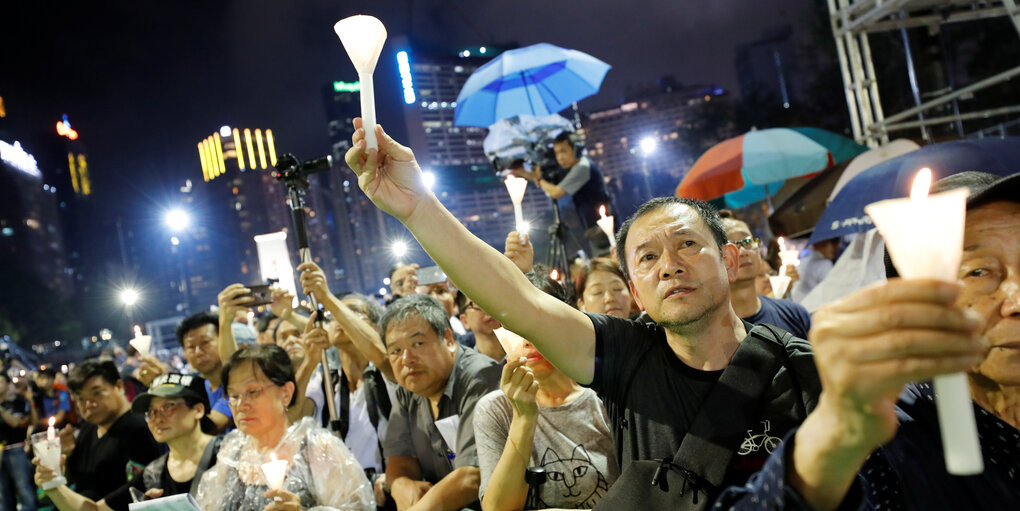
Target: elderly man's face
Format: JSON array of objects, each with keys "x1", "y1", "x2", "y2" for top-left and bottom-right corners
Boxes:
[
  {"x1": 391, "y1": 265, "x2": 419, "y2": 297},
  {"x1": 385, "y1": 315, "x2": 457, "y2": 400},
  {"x1": 958, "y1": 201, "x2": 1020, "y2": 386}
]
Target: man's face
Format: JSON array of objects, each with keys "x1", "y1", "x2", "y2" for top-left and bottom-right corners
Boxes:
[
  {"x1": 958, "y1": 201, "x2": 1020, "y2": 386},
  {"x1": 420, "y1": 283, "x2": 457, "y2": 317},
  {"x1": 553, "y1": 141, "x2": 578, "y2": 169},
  {"x1": 35, "y1": 373, "x2": 54, "y2": 391},
  {"x1": 385, "y1": 315, "x2": 457, "y2": 399},
  {"x1": 181, "y1": 324, "x2": 222, "y2": 377},
  {"x1": 145, "y1": 396, "x2": 198, "y2": 443},
  {"x1": 723, "y1": 220, "x2": 761, "y2": 283},
  {"x1": 460, "y1": 299, "x2": 502, "y2": 336},
  {"x1": 391, "y1": 265, "x2": 419, "y2": 297},
  {"x1": 624, "y1": 204, "x2": 738, "y2": 329},
  {"x1": 275, "y1": 320, "x2": 305, "y2": 365},
  {"x1": 74, "y1": 376, "x2": 124, "y2": 425}
]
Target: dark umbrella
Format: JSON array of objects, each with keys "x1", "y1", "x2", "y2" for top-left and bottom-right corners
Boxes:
[
  {"x1": 808, "y1": 137, "x2": 1020, "y2": 244},
  {"x1": 768, "y1": 161, "x2": 850, "y2": 238}
]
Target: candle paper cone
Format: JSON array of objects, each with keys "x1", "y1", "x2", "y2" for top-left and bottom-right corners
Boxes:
[
  {"x1": 493, "y1": 327, "x2": 527, "y2": 360},
  {"x1": 129, "y1": 335, "x2": 152, "y2": 357},
  {"x1": 769, "y1": 275, "x2": 791, "y2": 299},
  {"x1": 261, "y1": 459, "x2": 289, "y2": 490},
  {"x1": 334, "y1": 15, "x2": 387, "y2": 150}
]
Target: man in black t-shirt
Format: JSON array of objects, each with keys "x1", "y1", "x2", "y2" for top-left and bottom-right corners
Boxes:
[
  {"x1": 1, "y1": 372, "x2": 36, "y2": 511},
  {"x1": 342, "y1": 123, "x2": 819, "y2": 486},
  {"x1": 48, "y1": 359, "x2": 163, "y2": 500}
]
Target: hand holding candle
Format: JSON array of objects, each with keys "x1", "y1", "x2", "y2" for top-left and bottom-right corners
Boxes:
[
  {"x1": 504, "y1": 175, "x2": 529, "y2": 243},
  {"x1": 864, "y1": 167, "x2": 982, "y2": 475},
  {"x1": 596, "y1": 205, "x2": 616, "y2": 247},
  {"x1": 129, "y1": 325, "x2": 152, "y2": 357},
  {"x1": 777, "y1": 236, "x2": 800, "y2": 278},
  {"x1": 261, "y1": 453, "x2": 289, "y2": 491},
  {"x1": 334, "y1": 15, "x2": 387, "y2": 150},
  {"x1": 32, "y1": 417, "x2": 67, "y2": 490}
]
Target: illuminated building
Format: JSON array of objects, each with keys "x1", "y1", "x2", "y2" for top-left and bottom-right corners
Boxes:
[
  {"x1": 0, "y1": 138, "x2": 73, "y2": 297},
  {"x1": 196, "y1": 126, "x2": 278, "y2": 182}
]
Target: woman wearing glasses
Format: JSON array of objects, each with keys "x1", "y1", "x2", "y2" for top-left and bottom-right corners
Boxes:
[
  {"x1": 33, "y1": 372, "x2": 221, "y2": 511},
  {"x1": 194, "y1": 344, "x2": 374, "y2": 511}
]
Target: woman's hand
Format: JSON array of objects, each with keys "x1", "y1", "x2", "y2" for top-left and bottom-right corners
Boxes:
[
  {"x1": 263, "y1": 488, "x2": 301, "y2": 511},
  {"x1": 500, "y1": 357, "x2": 539, "y2": 418}
]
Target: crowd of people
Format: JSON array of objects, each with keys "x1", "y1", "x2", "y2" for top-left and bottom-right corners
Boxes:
[{"x1": 0, "y1": 117, "x2": 1016, "y2": 511}]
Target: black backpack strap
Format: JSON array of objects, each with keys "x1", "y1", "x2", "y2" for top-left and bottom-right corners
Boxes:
[
  {"x1": 668, "y1": 325, "x2": 792, "y2": 496},
  {"x1": 338, "y1": 370, "x2": 351, "y2": 440},
  {"x1": 189, "y1": 434, "x2": 223, "y2": 496},
  {"x1": 611, "y1": 336, "x2": 658, "y2": 460}
]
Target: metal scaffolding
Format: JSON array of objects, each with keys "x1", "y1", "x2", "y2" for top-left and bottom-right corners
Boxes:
[{"x1": 827, "y1": 0, "x2": 1020, "y2": 147}]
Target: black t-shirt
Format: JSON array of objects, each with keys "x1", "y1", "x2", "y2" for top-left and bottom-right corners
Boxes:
[
  {"x1": 67, "y1": 411, "x2": 164, "y2": 500},
  {"x1": 743, "y1": 295, "x2": 812, "y2": 340},
  {"x1": 0, "y1": 395, "x2": 30, "y2": 444},
  {"x1": 586, "y1": 312, "x2": 820, "y2": 485},
  {"x1": 104, "y1": 454, "x2": 192, "y2": 511}
]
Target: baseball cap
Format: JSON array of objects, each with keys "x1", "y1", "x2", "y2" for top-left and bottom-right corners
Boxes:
[{"x1": 131, "y1": 373, "x2": 212, "y2": 426}]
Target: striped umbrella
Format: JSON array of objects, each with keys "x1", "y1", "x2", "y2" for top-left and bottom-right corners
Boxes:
[{"x1": 676, "y1": 127, "x2": 866, "y2": 207}]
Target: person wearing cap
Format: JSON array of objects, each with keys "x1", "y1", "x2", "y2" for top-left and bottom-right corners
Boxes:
[
  {"x1": 34, "y1": 373, "x2": 221, "y2": 511},
  {"x1": 715, "y1": 172, "x2": 1020, "y2": 509}
]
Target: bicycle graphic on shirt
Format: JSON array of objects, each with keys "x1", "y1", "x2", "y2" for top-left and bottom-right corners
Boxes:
[{"x1": 738, "y1": 420, "x2": 781, "y2": 455}]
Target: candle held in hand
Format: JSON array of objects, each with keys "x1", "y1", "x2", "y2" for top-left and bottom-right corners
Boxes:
[
  {"x1": 596, "y1": 205, "x2": 616, "y2": 247},
  {"x1": 777, "y1": 236, "x2": 800, "y2": 278},
  {"x1": 334, "y1": 15, "x2": 388, "y2": 150},
  {"x1": 261, "y1": 453, "x2": 289, "y2": 491},
  {"x1": 504, "y1": 175, "x2": 529, "y2": 242},
  {"x1": 864, "y1": 167, "x2": 982, "y2": 476}
]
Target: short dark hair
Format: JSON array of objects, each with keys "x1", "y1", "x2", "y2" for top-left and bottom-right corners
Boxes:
[
  {"x1": 553, "y1": 131, "x2": 575, "y2": 148},
  {"x1": 615, "y1": 197, "x2": 729, "y2": 278},
  {"x1": 255, "y1": 312, "x2": 277, "y2": 333},
  {"x1": 379, "y1": 294, "x2": 449, "y2": 346},
  {"x1": 526, "y1": 264, "x2": 574, "y2": 306},
  {"x1": 68, "y1": 359, "x2": 121, "y2": 393},
  {"x1": 575, "y1": 258, "x2": 627, "y2": 298},
  {"x1": 176, "y1": 312, "x2": 219, "y2": 345},
  {"x1": 221, "y1": 344, "x2": 297, "y2": 407}
]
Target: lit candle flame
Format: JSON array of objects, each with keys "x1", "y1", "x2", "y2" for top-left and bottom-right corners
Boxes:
[
  {"x1": 777, "y1": 236, "x2": 785, "y2": 250},
  {"x1": 48, "y1": 416, "x2": 55, "y2": 428},
  {"x1": 910, "y1": 167, "x2": 932, "y2": 201},
  {"x1": 599, "y1": 205, "x2": 607, "y2": 218},
  {"x1": 550, "y1": 268, "x2": 559, "y2": 280},
  {"x1": 133, "y1": 325, "x2": 142, "y2": 337}
]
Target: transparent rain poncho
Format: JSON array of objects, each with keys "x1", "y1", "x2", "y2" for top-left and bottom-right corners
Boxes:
[{"x1": 194, "y1": 417, "x2": 375, "y2": 510}]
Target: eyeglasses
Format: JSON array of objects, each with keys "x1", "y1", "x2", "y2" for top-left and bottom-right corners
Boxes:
[
  {"x1": 227, "y1": 385, "x2": 266, "y2": 408},
  {"x1": 731, "y1": 237, "x2": 760, "y2": 250},
  {"x1": 145, "y1": 400, "x2": 186, "y2": 422}
]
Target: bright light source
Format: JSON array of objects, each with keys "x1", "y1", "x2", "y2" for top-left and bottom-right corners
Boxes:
[
  {"x1": 422, "y1": 171, "x2": 436, "y2": 190},
  {"x1": 518, "y1": 221, "x2": 531, "y2": 234},
  {"x1": 165, "y1": 209, "x2": 190, "y2": 232},
  {"x1": 170, "y1": 236, "x2": 180, "y2": 246},
  {"x1": 379, "y1": 287, "x2": 388, "y2": 296},
  {"x1": 479, "y1": 46, "x2": 487, "y2": 54},
  {"x1": 121, "y1": 289, "x2": 139, "y2": 306},
  {"x1": 219, "y1": 125, "x2": 231, "y2": 137},
  {"x1": 640, "y1": 137, "x2": 657, "y2": 156},
  {"x1": 383, "y1": 277, "x2": 391, "y2": 285},
  {"x1": 392, "y1": 241, "x2": 408, "y2": 258}
]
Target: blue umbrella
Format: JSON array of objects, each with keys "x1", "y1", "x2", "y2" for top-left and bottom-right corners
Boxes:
[
  {"x1": 809, "y1": 137, "x2": 1020, "y2": 244},
  {"x1": 455, "y1": 43, "x2": 611, "y2": 127}
]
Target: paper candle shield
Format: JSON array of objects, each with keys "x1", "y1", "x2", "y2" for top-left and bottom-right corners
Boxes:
[
  {"x1": 129, "y1": 335, "x2": 152, "y2": 357},
  {"x1": 493, "y1": 327, "x2": 527, "y2": 360},
  {"x1": 769, "y1": 275, "x2": 791, "y2": 299},
  {"x1": 334, "y1": 15, "x2": 387, "y2": 150},
  {"x1": 261, "y1": 457, "x2": 289, "y2": 490}
]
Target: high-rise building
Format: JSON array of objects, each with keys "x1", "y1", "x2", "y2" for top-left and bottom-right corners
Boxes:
[{"x1": 583, "y1": 80, "x2": 736, "y2": 216}]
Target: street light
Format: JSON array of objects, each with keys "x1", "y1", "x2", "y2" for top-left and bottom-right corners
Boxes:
[
  {"x1": 165, "y1": 209, "x2": 190, "y2": 232},
  {"x1": 639, "y1": 137, "x2": 657, "y2": 156},
  {"x1": 422, "y1": 171, "x2": 436, "y2": 190},
  {"x1": 120, "y1": 288, "x2": 139, "y2": 306},
  {"x1": 391, "y1": 241, "x2": 408, "y2": 258}
]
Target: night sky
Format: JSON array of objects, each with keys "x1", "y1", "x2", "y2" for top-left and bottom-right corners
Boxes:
[{"x1": 2, "y1": 0, "x2": 814, "y2": 220}]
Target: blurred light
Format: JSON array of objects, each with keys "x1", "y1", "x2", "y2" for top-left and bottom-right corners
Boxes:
[
  {"x1": 639, "y1": 137, "x2": 657, "y2": 156},
  {"x1": 391, "y1": 241, "x2": 408, "y2": 258},
  {"x1": 56, "y1": 119, "x2": 79, "y2": 140},
  {"x1": 213, "y1": 133, "x2": 226, "y2": 177},
  {"x1": 198, "y1": 141, "x2": 210, "y2": 181},
  {"x1": 333, "y1": 81, "x2": 361, "y2": 92},
  {"x1": 100, "y1": 329, "x2": 112, "y2": 341},
  {"x1": 1, "y1": 227, "x2": 13, "y2": 236},
  {"x1": 11, "y1": 377, "x2": 17, "y2": 383},
  {"x1": 120, "y1": 288, "x2": 139, "y2": 306},
  {"x1": 61, "y1": 364, "x2": 68, "y2": 374},
  {"x1": 422, "y1": 171, "x2": 436, "y2": 190},
  {"x1": 397, "y1": 51, "x2": 415, "y2": 104},
  {"x1": 232, "y1": 128, "x2": 245, "y2": 170},
  {"x1": 19, "y1": 369, "x2": 25, "y2": 377},
  {"x1": 383, "y1": 277, "x2": 391, "y2": 285},
  {"x1": 0, "y1": 140, "x2": 41, "y2": 177},
  {"x1": 255, "y1": 129, "x2": 267, "y2": 169},
  {"x1": 54, "y1": 341, "x2": 61, "y2": 347},
  {"x1": 170, "y1": 236, "x2": 180, "y2": 246},
  {"x1": 266, "y1": 129, "x2": 277, "y2": 166},
  {"x1": 479, "y1": 46, "x2": 487, "y2": 54},
  {"x1": 518, "y1": 221, "x2": 531, "y2": 234},
  {"x1": 219, "y1": 125, "x2": 232, "y2": 137},
  {"x1": 379, "y1": 287, "x2": 387, "y2": 296},
  {"x1": 244, "y1": 129, "x2": 256, "y2": 169},
  {"x1": 165, "y1": 209, "x2": 190, "y2": 232}
]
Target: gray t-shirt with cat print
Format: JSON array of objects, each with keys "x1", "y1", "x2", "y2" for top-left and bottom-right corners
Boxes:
[{"x1": 473, "y1": 388, "x2": 619, "y2": 509}]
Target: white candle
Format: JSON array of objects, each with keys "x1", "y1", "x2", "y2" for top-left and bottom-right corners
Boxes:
[
  {"x1": 768, "y1": 275, "x2": 792, "y2": 299},
  {"x1": 864, "y1": 167, "x2": 982, "y2": 475},
  {"x1": 777, "y1": 237, "x2": 800, "y2": 278},
  {"x1": 47, "y1": 416, "x2": 56, "y2": 440},
  {"x1": 334, "y1": 16, "x2": 388, "y2": 150},
  {"x1": 504, "y1": 175, "x2": 529, "y2": 243},
  {"x1": 261, "y1": 453, "x2": 289, "y2": 491},
  {"x1": 596, "y1": 205, "x2": 616, "y2": 247}
]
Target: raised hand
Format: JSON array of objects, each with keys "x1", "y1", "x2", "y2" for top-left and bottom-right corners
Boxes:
[
  {"x1": 500, "y1": 357, "x2": 539, "y2": 418},
  {"x1": 297, "y1": 262, "x2": 332, "y2": 305},
  {"x1": 300, "y1": 311, "x2": 330, "y2": 360},
  {"x1": 217, "y1": 283, "x2": 252, "y2": 322},
  {"x1": 504, "y1": 231, "x2": 534, "y2": 273},
  {"x1": 269, "y1": 287, "x2": 297, "y2": 320},
  {"x1": 344, "y1": 118, "x2": 432, "y2": 222}
]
